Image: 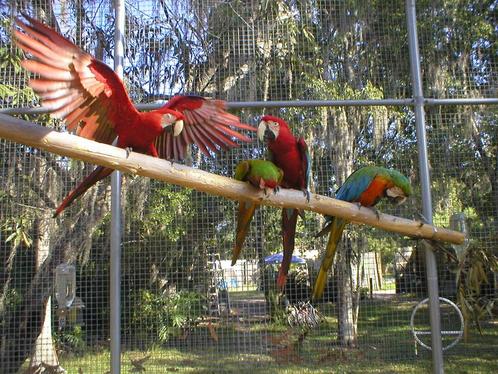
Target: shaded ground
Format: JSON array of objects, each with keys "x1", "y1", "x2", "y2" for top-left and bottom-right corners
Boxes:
[{"x1": 229, "y1": 291, "x2": 269, "y2": 323}]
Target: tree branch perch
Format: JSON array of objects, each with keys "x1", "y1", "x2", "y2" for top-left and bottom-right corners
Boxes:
[{"x1": 0, "y1": 113, "x2": 465, "y2": 245}]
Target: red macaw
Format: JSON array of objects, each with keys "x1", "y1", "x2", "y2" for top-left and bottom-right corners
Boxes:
[
  {"x1": 257, "y1": 115, "x2": 310, "y2": 289},
  {"x1": 232, "y1": 159, "x2": 284, "y2": 266},
  {"x1": 14, "y1": 15, "x2": 255, "y2": 217},
  {"x1": 312, "y1": 166, "x2": 413, "y2": 300}
]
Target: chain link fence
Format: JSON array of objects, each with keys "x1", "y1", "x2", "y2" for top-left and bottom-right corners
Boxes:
[{"x1": 0, "y1": 1, "x2": 496, "y2": 373}]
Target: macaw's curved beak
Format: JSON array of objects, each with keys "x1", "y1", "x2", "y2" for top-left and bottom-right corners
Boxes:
[
  {"x1": 173, "y1": 119, "x2": 184, "y2": 137},
  {"x1": 257, "y1": 121, "x2": 276, "y2": 142},
  {"x1": 257, "y1": 121, "x2": 267, "y2": 141}
]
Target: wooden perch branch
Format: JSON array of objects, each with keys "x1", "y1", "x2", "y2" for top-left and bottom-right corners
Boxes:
[{"x1": 0, "y1": 113, "x2": 465, "y2": 245}]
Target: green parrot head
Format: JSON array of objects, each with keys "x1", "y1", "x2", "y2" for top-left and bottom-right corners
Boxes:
[{"x1": 385, "y1": 168, "x2": 413, "y2": 204}]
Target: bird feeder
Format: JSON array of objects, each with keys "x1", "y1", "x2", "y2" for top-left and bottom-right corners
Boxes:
[{"x1": 55, "y1": 264, "x2": 76, "y2": 309}]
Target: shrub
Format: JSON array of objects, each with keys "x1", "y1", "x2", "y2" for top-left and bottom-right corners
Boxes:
[{"x1": 130, "y1": 289, "x2": 206, "y2": 345}]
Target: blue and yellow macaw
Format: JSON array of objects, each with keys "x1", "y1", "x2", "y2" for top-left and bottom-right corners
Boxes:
[{"x1": 313, "y1": 166, "x2": 413, "y2": 300}]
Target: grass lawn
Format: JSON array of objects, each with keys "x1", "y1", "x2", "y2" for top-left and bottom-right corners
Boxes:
[{"x1": 51, "y1": 293, "x2": 498, "y2": 373}]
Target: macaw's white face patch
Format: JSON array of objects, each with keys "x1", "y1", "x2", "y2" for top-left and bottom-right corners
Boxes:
[
  {"x1": 257, "y1": 120, "x2": 280, "y2": 141},
  {"x1": 387, "y1": 186, "x2": 407, "y2": 204}
]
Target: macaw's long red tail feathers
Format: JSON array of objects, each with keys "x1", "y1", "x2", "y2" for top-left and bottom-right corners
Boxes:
[
  {"x1": 231, "y1": 201, "x2": 258, "y2": 266},
  {"x1": 53, "y1": 166, "x2": 113, "y2": 218},
  {"x1": 276, "y1": 208, "x2": 299, "y2": 290},
  {"x1": 312, "y1": 218, "x2": 347, "y2": 300}
]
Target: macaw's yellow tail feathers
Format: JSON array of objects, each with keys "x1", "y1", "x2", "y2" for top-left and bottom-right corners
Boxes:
[
  {"x1": 312, "y1": 218, "x2": 347, "y2": 300},
  {"x1": 312, "y1": 269, "x2": 329, "y2": 301},
  {"x1": 231, "y1": 201, "x2": 258, "y2": 266}
]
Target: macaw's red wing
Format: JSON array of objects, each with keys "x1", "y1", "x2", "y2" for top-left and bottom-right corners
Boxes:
[
  {"x1": 232, "y1": 201, "x2": 258, "y2": 266},
  {"x1": 277, "y1": 208, "x2": 299, "y2": 290},
  {"x1": 15, "y1": 14, "x2": 138, "y2": 145},
  {"x1": 155, "y1": 95, "x2": 256, "y2": 160},
  {"x1": 53, "y1": 165, "x2": 113, "y2": 218}
]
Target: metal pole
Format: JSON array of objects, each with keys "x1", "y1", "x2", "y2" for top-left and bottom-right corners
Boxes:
[
  {"x1": 406, "y1": 1, "x2": 444, "y2": 373},
  {"x1": 111, "y1": 0, "x2": 125, "y2": 373},
  {"x1": 2, "y1": 97, "x2": 497, "y2": 115},
  {"x1": 424, "y1": 98, "x2": 498, "y2": 106}
]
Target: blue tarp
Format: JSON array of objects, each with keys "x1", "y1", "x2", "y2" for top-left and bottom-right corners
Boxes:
[{"x1": 264, "y1": 252, "x2": 306, "y2": 265}]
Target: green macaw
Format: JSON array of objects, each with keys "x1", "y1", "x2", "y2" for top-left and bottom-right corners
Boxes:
[
  {"x1": 313, "y1": 166, "x2": 413, "y2": 300},
  {"x1": 232, "y1": 160, "x2": 284, "y2": 266}
]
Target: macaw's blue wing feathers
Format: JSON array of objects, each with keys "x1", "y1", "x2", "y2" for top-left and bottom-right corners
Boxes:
[
  {"x1": 335, "y1": 169, "x2": 376, "y2": 202},
  {"x1": 315, "y1": 170, "x2": 375, "y2": 237}
]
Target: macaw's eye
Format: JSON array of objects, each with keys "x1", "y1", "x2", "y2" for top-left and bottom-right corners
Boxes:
[
  {"x1": 269, "y1": 121, "x2": 279, "y2": 132},
  {"x1": 268, "y1": 121, "x2": 280, "y2": 139}
]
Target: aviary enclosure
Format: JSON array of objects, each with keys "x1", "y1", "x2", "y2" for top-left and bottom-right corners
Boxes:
[{"x1": 0, "y1": 1, "x2": 496, "y2": 373}]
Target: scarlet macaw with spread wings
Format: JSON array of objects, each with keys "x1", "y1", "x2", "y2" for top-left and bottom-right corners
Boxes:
[{"x1": 14, "y1": 14, "x2": 255, "y2": 216}]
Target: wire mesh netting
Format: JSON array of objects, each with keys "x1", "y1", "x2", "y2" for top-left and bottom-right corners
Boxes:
[{"x1": 0, "y1": 1, "x2": 496, "y2": 373}]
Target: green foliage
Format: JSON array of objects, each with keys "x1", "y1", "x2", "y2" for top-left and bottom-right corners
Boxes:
[
  {"x1": 54, "y1": 325, "x2": 86, "y2": 356},
  {"x1": 0, "y1": 288, "x2": 22, "y2": 315},
  {"x1": 141, "y1": 185, "x2": 194, "y2": 242},
  {"x1": 266, "y1": 289, "x2": 288, "y2": 325},
  {"x1": 0, "y1": 39, "x2": 37, "y2": 106},
  {"x1": 129, "y1": 290, "x2": 205, "y2": 345},
  {"x1": 0, "y1": 38, "x2": 23, "y2": 74},
  {"x1": 1, "y1": 214, "x2": 33, "y2": 248}
]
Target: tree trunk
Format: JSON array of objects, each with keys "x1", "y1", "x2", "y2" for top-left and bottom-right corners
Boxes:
[
  {"x1": 25, "y1": 0, "x2": 62, "y2": 369},
  {"x1": 28, "y1": 215, "x2": 60, "y2": 370},
  {"x1": 328, "y1": 107, "x2": 359, "y2": 347},
  {"x1": 336, "y1": 238, "x2": 357, "y2": 347},
  {"x1": 28, "y1": 155, "x2": 61, "y2": 371},
  {"x1": 375, "y1": 252, "x2": 383, "y2": 289}
]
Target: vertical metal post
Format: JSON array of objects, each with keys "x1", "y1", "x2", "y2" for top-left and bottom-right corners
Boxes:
[
  {"x1": 406, "y1": 1, "x2": 444, "y2": 373},
  {"x1": 111, "y1": 0, "x2": 125, "y2": 373}
]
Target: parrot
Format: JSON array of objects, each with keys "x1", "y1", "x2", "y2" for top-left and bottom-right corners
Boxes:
[
  {"x1": 232, "y1": 159, "x2": 284, "y2": 266},
  {"x1": 14, "y1": 14, "x2": 255, "y2": 217},
  {"x1": 312, "y1": 166, "x2": 413, "y2": 300},
  {"x1": 257, "y1": 115, "x2": 310, "y2": 289}
]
